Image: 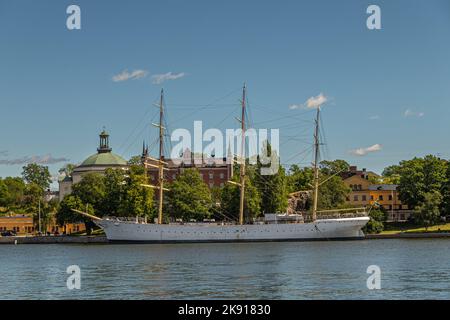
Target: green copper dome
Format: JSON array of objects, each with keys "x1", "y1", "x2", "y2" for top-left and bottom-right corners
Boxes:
[
  {"x1": 79, "y1": 130, "x2": 127, "y2": 167},
  {"x1": 80, "y1": 152, "x2": 127, "y2": 167}
]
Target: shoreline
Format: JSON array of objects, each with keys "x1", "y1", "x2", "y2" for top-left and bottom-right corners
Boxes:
[
  {"x1": 0, "y1": 235, "x2": 108, "y2": 244},
  {"x1": 2, "y1": 232, "x2": 450, "y2": 244}
]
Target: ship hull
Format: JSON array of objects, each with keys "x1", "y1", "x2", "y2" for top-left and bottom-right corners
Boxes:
[{"x1": 96, "y1": 217, "x2": 370, "y2": 243}]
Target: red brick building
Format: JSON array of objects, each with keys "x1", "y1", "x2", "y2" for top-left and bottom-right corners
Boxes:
[{"x1": 143, "y1": 149, "x2": 233, "y2": 189}]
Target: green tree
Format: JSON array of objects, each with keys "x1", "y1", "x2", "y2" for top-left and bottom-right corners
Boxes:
[
  {"x1": 56, "y1": 195, "x2": 95, "y2": 234},
  {"x1": 413, "y1": 191, "x2": 442, "y2": 229},
  {"x1": 287, "y1": 165, "x2": 313, "y2": 193},
  {"x1": 254, "y1": 143, "x2": 288, "y2": 213},
  {"x1": 22, "y1": 163, "x2": 52, "y2": 190},
  {"x1": 22, "y1": 182, "x2": 44, "y2": 213},
  {"x1": 118, "y1": 167, "x2": 154, "y2": 219},
  {"x1": 317, "y1": 175, "x2": 350, "y2": 210},
  {"x1": 319, "y1": 159, "x2": 350, "y2": 176},
  {"x1": 382, "y1": 165, "x2": 401, "y2": 184},
  {"x1": 220, "y1": 175, "x2": 261, "y2": 222},
  {"x1": 2, "y1": 177, "x2": 26, "y2": 208},
  {"x1": 0, "y1": 179, "x2": 9, "y2": 208},
  {"x1": 71, "y1": 173, "x2": 106, "y2": 216},
  {"x1": 442, "y1": 163, "x2": 450, "y2": 216},
  {"x1": 128, "y1": 155, "x2": 143, "y2": 166},
  {"x1": 166, "y1": 169, "x2": 212, "y2": 221},
  {"x1": 363, "y1": 208, "x2": 387, "y2": 234},
  {"x1": 102, "y1": 168, "x2": 126, "y2": 216},
  {"x1": 397, "y1": 155, "x2": 447, "y2": 209},
  {"x1": 58, "y1": 163, "x2": 76, "y2": 178}
]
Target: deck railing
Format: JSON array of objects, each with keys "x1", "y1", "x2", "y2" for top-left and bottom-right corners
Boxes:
[{"x1": 304, "y1": 207, "x2": 368, "y2": 222}]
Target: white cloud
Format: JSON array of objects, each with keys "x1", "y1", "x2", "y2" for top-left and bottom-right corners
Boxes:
[
  {"x1": 404, "y1": 109, "x2": 424, "y2": 118},
  {"x1": 112, "y1": 69, "x2": 148, "y2": 82},
  {"x1": 289, "y1": 93, "x2": 328, "y2": 110},
  {"x1": 369, "y1": 115, "x2": 380, "y2": 120},
  {"x1": 0, "y1": 154, "x2": 69, "y2": 165},
  {"x1": 151, "y1": 72, "x2": 186, "y2": 84},
  {"x1": 349, "y1": 144, "x2": 382, "y2": 156}
]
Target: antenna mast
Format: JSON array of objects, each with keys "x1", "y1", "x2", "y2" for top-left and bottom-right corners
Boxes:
[{"x1": 312, "y1": 107, "x2": 320, "y2": 222}]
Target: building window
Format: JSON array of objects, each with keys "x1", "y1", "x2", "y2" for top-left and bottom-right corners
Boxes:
[
  {"x1": 379, "y1": 195, "x2": 384, "y2": 201},
  {"x1": 209, "y1": 173, "x2": 214, "y2": 179},
  {"x1": 353, "y1": 195, "x2": 358, "y2": 201},
  {"x1": 358, "y1": 184, "x2": 362, "y2": 190},
  {"x1": 220, "y1": 173, "x2": 224, "y2": 179},
  {"x1": 362, "y1": 195, "x2": 367, "y2": 201},
  {"x1": 388, "y1": 195, "x2": 393, "y2": 200}
]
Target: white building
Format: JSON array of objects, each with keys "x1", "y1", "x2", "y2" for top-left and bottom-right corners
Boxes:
[{"x1": 59, "y1": 130, "x2": 128, "y2": 201}]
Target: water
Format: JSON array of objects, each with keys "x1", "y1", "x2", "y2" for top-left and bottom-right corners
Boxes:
[{"x1": 1, "y1": 239, "x2": 450, "y2": 299}]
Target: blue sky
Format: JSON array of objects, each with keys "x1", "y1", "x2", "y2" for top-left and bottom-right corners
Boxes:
[{"x1": 1, "y1": 0, "x2": 450, "y2": 188}]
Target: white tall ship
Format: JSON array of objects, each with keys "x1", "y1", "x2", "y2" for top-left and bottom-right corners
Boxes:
[{"x1": 76, "y1": 85, "x2": 369, "y2": 242}]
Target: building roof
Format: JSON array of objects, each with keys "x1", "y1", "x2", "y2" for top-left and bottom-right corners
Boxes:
[
  {"x1": 369, "y1": 184, "x2": 398, "y2": 191},
  {"x1": 80, "y1": 152, "x2": 127, "y2": 167},
  {"x1": 340, "y1": 165, "x2": 379, "y2": 180},
  {"x1": 78, "y1": 130, "x2": 128, "y2": 167}
]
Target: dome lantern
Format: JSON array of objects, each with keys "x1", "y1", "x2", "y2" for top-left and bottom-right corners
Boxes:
[{"x1": 97, "y1": 129, "x2": 112, "y2": 154}]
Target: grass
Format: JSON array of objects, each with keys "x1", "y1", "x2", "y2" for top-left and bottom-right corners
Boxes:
[{"x1": 380, "y1": 222, "x2": 450, "y2": 234}]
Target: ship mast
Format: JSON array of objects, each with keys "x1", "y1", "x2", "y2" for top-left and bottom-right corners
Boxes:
[
  {"x1": 157, "y1": 89, "x2": 164, "y2": 224},
  {"x1": 239, "y1": 84, "x2": 247, "y2": 225},
  {"x1": 312, "y1": 106, "x2": 320, "y2": 222},
  {"x1": 142, "y1": 89, "x2": 169, "y2": 224}
]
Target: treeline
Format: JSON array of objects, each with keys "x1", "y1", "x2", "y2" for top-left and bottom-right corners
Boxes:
[
  {"x1": 381, "y1": 155, "x2": 450, "y2": 227},
  {"x1": 54, "y1": 158, "x2": 352, "y2": 223},
  {"x1": 2, "y1": 154, "x2": 449, "y2": 234},
  {"x1": 0, "y1": 164, "x2": 58, "y2": 229}
]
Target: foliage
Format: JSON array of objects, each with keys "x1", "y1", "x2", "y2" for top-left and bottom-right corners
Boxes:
[
  {"x1": 317, "y1": 175, "x2": 350, "y2": 210},
  {"x1": 254, "y1": 143, "x2": 288, "y2": 213},
  {"x1": 381, "y1": 165, "x2": 401, "y2": 184},
  {"x1": 0, "y1": 177, "x2": 26, "y2": 208},
  {"x1": 397, "y1": 155, "x2": 447, "y2": 208},
  {"x1": 165, "y1": 168, "x2": 212, "y2": 221},
  {"x1": 287, "y1": 165, "x2": 313, "y2": 193},
  {"x1": 56, "y1": 168, "x2": 154, "y2": 232},
  {"x1": 118, "y1": 168, "x2": 154, "y2": 218},
  {"x1": 363, "y1": 209, "x2": 387, "y2": 234},
  {"x1": 58, "y1": 163, "x2": 76, "y2": 178},
  {"x1": 128, "y1": 155, "x2": 143, "y2": 166},
  {"x1": 21, "y1": 163, "x2": 52, "y2": 191},
  {"x1": 70, "y1": 173, "x2": 106, "y2": 216},
  {"x1": 413, "y1": 191, "x2": 442, "y2": 228},
  {"x1": 319, "y1": 159, "x2": 349, "y2": 176},
  {"x1": 442, "y1": 163, "x2": 450, "y2": 216},
  {"x1": 56, "y1": 195, "x2": 92, "y2": 226}
]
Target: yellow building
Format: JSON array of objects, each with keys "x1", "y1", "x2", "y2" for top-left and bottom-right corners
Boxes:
[
  {"x1": 343, "y1": 175, "x2": 413, "y2": 222},
  {"x1": 0, "y1": 215, "x2": 85, "y2": 235}
]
